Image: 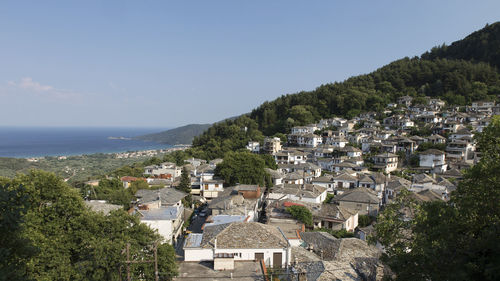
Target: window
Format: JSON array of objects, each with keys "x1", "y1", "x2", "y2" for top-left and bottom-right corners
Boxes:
[{"x1": 215, "y1": 184, "x2": 219, "y2": 188}]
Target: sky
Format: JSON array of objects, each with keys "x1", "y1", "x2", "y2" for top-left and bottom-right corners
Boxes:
[{"x1": 0, "y1": 1, "x2": 499, "y2": 128}]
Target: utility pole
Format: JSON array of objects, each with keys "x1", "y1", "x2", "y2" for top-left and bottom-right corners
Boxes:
[
  {"x1": 123, "y1": 242, "x2": 159, "y2": 281},
  {"x1": 154, "y1": 242, "x2": 159, "y2": 281},
  {"x1": 126, "y1": 243, "x2": 131, "y2": 281}
]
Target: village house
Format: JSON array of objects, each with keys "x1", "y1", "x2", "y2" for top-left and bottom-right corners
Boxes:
[
  {"x1": 245, "y1": 141, "x2": 260, "y2": 153},
  {"x1": 200, "y1": 178, "x2": 225, "y2": 199},
  {"x1": 398, "y1": 95, "x2": 413, "y2": 107},
  {"x1": 312, "y1": 203, "x2": 359, "y2": 232},
  {"x1": 467, "y1": 101, "x2": 496, "y2": 113},
  {"x1": 265, "y1": 168, "x2": 284, "y2": 185},
  {"x1": 426, "y1": 134, "x2": 446, "y2": 144},
  {"x1": 419, "y1": 149, "x2": 447, "y2": 173},
  {"x1": 135, "y1": 187, "x2": 186, "y2": 210},
  {"x1": 185, "y1": 158, "x2": 207, "y2": 167},
  {"x1": 291, "y1": 125, "x2": 317, "y2": 134},
  {"x1": 446, "y1": 139, "x2": 475, "y2": 162},
  {"x1": 274, "y1": 150, "x2": 307, "y2": 165},
  {"x1": 292, "y1": 133, "x2": 322, "y2": 147},
  {"x1": 332, "y1": 187, "x2": 380, "y2": 216},
  {"x1": 208, "y1": 186, "x2": 263, "y2": 222},
  {"x1": 371, "y1": 153, "x2": 399, "y2": 173},
  {"x1": 268, "y1": 184, "x2": 327, "y2": 204},
  {"x1": 294, "y1": 232, "x2": 385, "y2": 280},
  {"x1": 183, "y1": 222, "x2": 291, "y2": 269},
  {"x1": 324, "y1": 136, "x2": 348, "y2": 147},
  {"x1": 144, "y1": 162, "x2": 181, "y2": 179},
  {"x1": 138, "y1": 205, "x2": 184, "y2": 245},
  {"x1": 263, "y1": 137, "x2": 282, "y2": 154},
  {"x1": 311, "y1": 175, "x2": 335, "y2": 191}
]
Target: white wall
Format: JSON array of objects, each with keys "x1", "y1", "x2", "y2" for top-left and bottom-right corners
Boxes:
[
  {"x1": 184, "y1": 248, "x2": 213, "y2": 261},
  {"x1": 214, "y1": 248, "x2": 289, "y2": 268},
  {"x1": 142, "y1": 220, "x2": 174, "y2": 244}
]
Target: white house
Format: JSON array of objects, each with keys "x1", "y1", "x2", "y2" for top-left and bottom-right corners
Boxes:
[
  {"x1": 325, "y1": 136, "x2": 348, "y2": 148},
  {"x1": 297, "y1": 134, "x2": 323, "y2": 148},
  {"x1": 138, "y1": 205, "x2": 184, "y2": 245},
  {"x1": 371, "y1": 153, "x2": 398, "y2": 173},
  {"x1": 144, "y1": 162, "x2": 181, "y2": 179},
  {"x1": 184, "y1": 222, "x2": 291, "y2": 269},
  {"x1": 274, "y1": 150, "x2": 307, "y2": 165},
  {"x1": 246, "y1": 141, "x2": 260, "y2": 153},
  {"x1": 312, "y1": 203, "x2": 359, "y2": 232},
  {"x1": 268, "y1": 184, "x2": 327, "y2": 204},
  {"x1": 200, "y1": 178, "x2": 225, "y2": 198},
  {"x1": 446, "y1": 139, "x2": 475, "y2": 162},
  {"x1": 291, "y1": 125, "x2": 317, "y2": 135},
  {"x1": 419, "y1": 149, "x2": 447, "y2": 173}
]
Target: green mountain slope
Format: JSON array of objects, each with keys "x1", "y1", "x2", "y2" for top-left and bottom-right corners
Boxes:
[
  {"x1": 422, "y1": 22, "x2": 500, "y2": 69},
  {"x1": 135, "y1": 123, "x2": 211, "y2": 144},
  {"x1": 191, "y1": 22, "x2": 500, "y2": 160}
]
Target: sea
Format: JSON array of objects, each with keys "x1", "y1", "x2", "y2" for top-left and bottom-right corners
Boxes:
[{"x1": 0, "y1": 127, "x2": 171, "y2": 158}]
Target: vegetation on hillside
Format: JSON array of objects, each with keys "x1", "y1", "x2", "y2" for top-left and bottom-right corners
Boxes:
[
  {"x1": 191, "y1": 22, "x2": 500, "y2": 160},
  {"x1": 422, "y1": 22, "x2": 500, "y2": 69},
  {"x1": 135, "y1": 123, "x2": 212, "y2": 144},
  {"x1": 0, "y1": 153, "x2": 165, "y2": 184}
]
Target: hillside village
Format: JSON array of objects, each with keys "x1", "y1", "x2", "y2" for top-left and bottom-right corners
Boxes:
[{"x1": 83, "y1": 97, "x2": 498, "y2": 280}]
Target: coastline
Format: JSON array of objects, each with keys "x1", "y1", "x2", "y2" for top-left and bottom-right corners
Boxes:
[{"x1": 24, "y1": 144, "x2": 192, "y2": 162}]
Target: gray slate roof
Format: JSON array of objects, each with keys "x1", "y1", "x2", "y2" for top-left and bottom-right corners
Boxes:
[
  {"x1": 139, "y1": 206, "x2": 180, "y2": 220},
  {"x1": 201, "y1": 222, "x2": 288, "y2": 249},
  {"x1": 84, "y1": 200, "x2": 122, "y2": 215},
  {"x1": 334, "y1": 187, "x2": 379, "y2": 204},
  {"x1": 135, "y1": 187, "x2": 186, "y2": 205}
]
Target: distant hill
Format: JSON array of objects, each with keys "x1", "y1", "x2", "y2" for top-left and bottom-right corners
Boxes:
[{"x1": 135, "y1": 124, "x2": 211, "y2": 144}]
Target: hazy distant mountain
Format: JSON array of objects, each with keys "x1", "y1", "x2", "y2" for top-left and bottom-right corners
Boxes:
[{"x1": 134, "y1": 124, "x2": 211, "y2": 144}]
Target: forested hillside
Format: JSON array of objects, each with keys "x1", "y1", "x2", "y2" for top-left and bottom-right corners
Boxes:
[
  {"x1": 422, "y1": 22, "x2": 500, "y2": 69},
  {"x1": 192, "y1": 22, "x2": 500, "y2": 159},
  {"x1": 135, "y1": 123, "x2": 211, "y2": 144}
]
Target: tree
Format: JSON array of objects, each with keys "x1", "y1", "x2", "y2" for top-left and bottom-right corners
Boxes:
[
  {"x1": 323, "y1": 193, "x2": 335, "y2": 204},
  {"x1": 375, "y1": 117, "x2": 500, "y2": 280},
  {"x1": 358, "y1": 214, "x2": 375, "y2": 227},
  {"x1": 215, "y1": 151, "x2": 272, "y2": 187},
  {"x1": 178, "y1": 167, "x2": 192, "y2": 207},
  {"x1": 0, "y1": 183, "x2": 36, "y2": 281},
  {"x1": 286, "y1": 205, "x2": 313, "y2": 227},
  {"x1": 1, "y1": 170, "x2": 178, "y2": 280},
  {"x1": 178, "y1": 167, "x2": 191, "y2": 194}
]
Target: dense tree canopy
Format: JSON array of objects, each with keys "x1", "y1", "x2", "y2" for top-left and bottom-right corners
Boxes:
[
  {"x1": 214, "y1": 151, "x2": 273, "y2": 187},
  {"x1": 0, "y1": 170, "x2": 178, "y2": 281}
]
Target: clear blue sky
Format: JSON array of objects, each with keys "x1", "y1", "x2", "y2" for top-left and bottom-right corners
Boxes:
[{"x1": 1, "y1": 1, "x2": 498, "y2": 128}]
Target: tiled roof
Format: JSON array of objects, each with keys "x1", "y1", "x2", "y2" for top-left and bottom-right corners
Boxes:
[
  {"x1": 84, "y1": 200, "x2": 122, "y2": 215},
  {"x1": 139, "y1": 206, "x2": 180, "y2": 220},
  {"x1": 135, "y1": 187, "x2": 186, "y2": 205},
  {"x1": 202, "y1": 222, "x2": 288, "y2": 249},
  {"x1": 334, "y1": 187, "x2": 379, "y2": 204}
]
